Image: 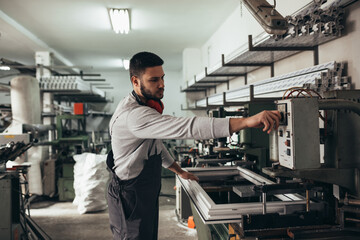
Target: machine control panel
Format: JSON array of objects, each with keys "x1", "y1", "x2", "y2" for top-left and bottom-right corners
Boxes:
[{"x1": 276, "y1": 98, "x2": 320, "y2": 169}]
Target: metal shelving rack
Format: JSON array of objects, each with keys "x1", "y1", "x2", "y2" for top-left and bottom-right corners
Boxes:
[
  {"x1": 181, "y1": 31, "x2": 339, "y2": 95},
  {"x1": 40, "y1": 76, "x2": 110, "y2": 103},
  {"x1": 182, "y1": 60, "x2": 349, "y2": 111},
  {"x1": 181, "y1": 0, "x2": 348, "y2": 110}
]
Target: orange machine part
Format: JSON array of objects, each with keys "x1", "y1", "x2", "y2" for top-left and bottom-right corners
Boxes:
[{"x1": 74, "y1": 103, "x2": 84, "y2": 115}]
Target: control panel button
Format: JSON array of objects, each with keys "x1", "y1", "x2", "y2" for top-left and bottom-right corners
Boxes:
[
  {"x1": 279, "y1": 130, "x2": 283, "y2": 137},
  {"x1": 286, "y1": 131, "x2": 291, "y2": 138},
  {"x1": 277, "y1": 103, "x2": 287, "y2": 125},
  {"x1": 285, "y1": 140, "x2": 291, "y2": 147},
  {"x1": 286, "y1": 149, "x2": 291, "y2": 156}
]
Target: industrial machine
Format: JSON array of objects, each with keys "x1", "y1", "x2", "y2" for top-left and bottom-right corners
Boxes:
[
  {"x1": 0, "y1": 133, "x2": 51, "y2": 240},
  {"x1": 178, "y1": 90, "x2": 360, "y2": 239},
  {"x1": 195, "y1": 102, "x2": 276, "y2": 170},
  {"x1": 176, "y1": 0, "x2": 359, "y2": 238}
]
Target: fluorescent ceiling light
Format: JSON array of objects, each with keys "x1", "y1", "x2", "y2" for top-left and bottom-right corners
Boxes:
[
  {"x1": 0, "y1": 66, "x2": 10, "y2": 71},
  {"x1": 109, "y1": 8, "x2": 130, "y2": 34},
  {"x1": 123, "y1": 59, "x2": 130, "y2": 70}
]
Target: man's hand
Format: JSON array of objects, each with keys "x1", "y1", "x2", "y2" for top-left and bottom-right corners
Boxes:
[
  {"x1": 179, "y1": 171, "x2": 199, "y2": 182},
  {"x1": 229, "y1": 110, "x2": 281, "y2": 134},
  {"x1": 245, "y1": 110, "x2": 281, "y2": 134},
  {"x1": 167, "y1": 162, "x2": 199, "y2": 182}
]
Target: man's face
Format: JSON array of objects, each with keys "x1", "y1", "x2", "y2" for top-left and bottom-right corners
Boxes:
[{"x1": 138, "y1": 66, "x2": 165, "y2": 100}]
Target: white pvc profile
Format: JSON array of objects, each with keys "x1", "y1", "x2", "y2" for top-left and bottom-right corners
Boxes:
[
  {"x1": 188, "y1": 102, "x2": 196, "y2": 109},
  {"x1": 224, "y1": 61, "x2": 337, "y2": 102},
  {"x1": 40, "y1": 76, "x2": 105, "y2": 98},
  {"x1": 196, "y1": 93, "x2": 225, "y2": 107},
  {"x1": 187, "y1": 76, "x2": 196, "y2": 87},
  {"x1": 195, "y1": 71, "x2": 206, "y2": 82},
  {"x1": 196, "y1": 99, "x2": 207, "y2": 107},
  {"x1": 226, "y1": 86, "x2": 251, "y2": 102},
  {"x1": 224, "y1": 32, "x2": 269, "y2": 64},
  {"x1": 207, "y1": 93, "x2": 224, "y2": 105},
  {"x1": 206, "y1": 62, "x2": 223, "y2": 75},
  {"x1": 177, "y1": 167, "x2": 321, "y2": 224}
]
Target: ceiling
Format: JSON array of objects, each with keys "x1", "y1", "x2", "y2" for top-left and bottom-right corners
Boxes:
[{"x1": 0, "y1": 0, "x2": 239, "y2": 79}]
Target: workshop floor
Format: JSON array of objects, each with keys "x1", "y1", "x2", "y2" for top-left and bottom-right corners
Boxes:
[{"x1": 30, "y1": 177, "x2": 197, "y2": 240}]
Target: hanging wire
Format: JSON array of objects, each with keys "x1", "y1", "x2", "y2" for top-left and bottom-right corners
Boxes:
[
  {"x1": 239, "y1": 0, "x2": 243, "y2": 18},
  {"x1": 271, "y1": 0, "x2": 277, "y2": 15}
]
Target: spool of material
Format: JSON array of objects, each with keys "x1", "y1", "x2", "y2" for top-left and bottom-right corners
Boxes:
[
  {"x1": 10, "y1": 75, "x2": 41, "y2": 126},
  {"x1": 7, "y1": 75, "x2": 45, "y2": 195}
]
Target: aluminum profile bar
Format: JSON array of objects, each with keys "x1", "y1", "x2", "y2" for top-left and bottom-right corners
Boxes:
[{"x1": 236, "y1": 166, "x2": 302, "y2": 201}]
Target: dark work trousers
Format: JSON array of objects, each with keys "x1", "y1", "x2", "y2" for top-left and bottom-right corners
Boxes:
[{"x1": 107, "y1": 153, "x2": 162, "y2": 240}]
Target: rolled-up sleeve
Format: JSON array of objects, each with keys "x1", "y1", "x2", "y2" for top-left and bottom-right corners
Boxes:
[{"x1": 127, "y1": 106, "x2": 230, "y2": 140}]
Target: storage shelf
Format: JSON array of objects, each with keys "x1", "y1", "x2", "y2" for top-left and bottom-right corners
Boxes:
[
  {"x1": 181, "y1": 31, "x2": 341, "y2": 93},
  {"x1": 52, "y1": 93, "x2": 109, "y2": 103},
  {"x1": 181, "y1": 0, "x2": 345, "y2": 93},
  {"x1": 40, "y1": 76, "x2": 109, "y2": 103},
  {"x1": 182, "y1": 61, "x2": 349, "y2": 110},
  {"x1": 41, "y1": 89, "x2": 109, "y2": 103}
]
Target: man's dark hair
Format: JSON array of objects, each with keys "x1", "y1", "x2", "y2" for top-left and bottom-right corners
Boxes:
[{"x1": 129, "y1": 52, "x2": 164, "y2": 80}]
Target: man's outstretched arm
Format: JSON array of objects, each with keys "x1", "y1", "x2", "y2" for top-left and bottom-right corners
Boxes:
[
  {"x1": 168, "y1": 110, "x2": 281, "y2": 181},
  {"x1": 229, "y1": 110, "x2": 281, "y2": 134}
]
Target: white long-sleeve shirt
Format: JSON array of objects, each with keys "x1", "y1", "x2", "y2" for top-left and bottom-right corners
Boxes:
[{"x1": 109, "y1": 93, "x2": 230, "y2": 180}]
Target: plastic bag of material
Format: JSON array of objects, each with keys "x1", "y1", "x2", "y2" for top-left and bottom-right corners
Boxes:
[{"x1": 73, "y1": 153, "x2": 110, "y2": 214}]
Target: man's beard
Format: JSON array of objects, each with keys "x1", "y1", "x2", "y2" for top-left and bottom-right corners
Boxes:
[{"x1": 140, "y1": 82, "x2": 163, "y2": 101}]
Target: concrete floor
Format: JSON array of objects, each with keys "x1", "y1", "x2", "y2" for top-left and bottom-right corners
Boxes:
[{"x1": 30, "y1": 177, "x2": 197, "y2": 240}]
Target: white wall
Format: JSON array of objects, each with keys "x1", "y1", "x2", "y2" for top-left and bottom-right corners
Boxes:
[
  {"x1": 162, "y1": 69, "x2": 187, "y2": 117},
  {"x1": 100, "y1": 70, "x2": 132, "y2": 113}
]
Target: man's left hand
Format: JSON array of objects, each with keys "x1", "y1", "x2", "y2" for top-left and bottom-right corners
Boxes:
[{"x1": 179, "y1": 171, "x2": 199, "y2": 182}]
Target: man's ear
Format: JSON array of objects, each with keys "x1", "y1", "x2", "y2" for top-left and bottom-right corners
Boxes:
[{"x1": 131, "y1": 76, "x2": 139, "y2": 87}]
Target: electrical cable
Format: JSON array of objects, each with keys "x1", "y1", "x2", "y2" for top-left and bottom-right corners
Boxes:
[
  {"x1": 283, "y1": 87, "x2": 310, "y2": 99},
  {"x1": 271, "y1": 0, "x2": 277, "y2": 15},
  {"x1": 283, "y1": 87, "x2": 327, "y2": 125},
  {"x1": 286, "y1": 89, "x2": 312, "y2": 99},
  {"x1": 296, "y1": 89, "x2": 313, "y2": 98},
  {"x1": 306, "y1": 89, "x2": 323, "y2": 99}
]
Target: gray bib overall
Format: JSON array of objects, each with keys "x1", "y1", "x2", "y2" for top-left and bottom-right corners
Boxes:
[{"x1": 107, "y1": 150, "x2": 162, "y2": 240}]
